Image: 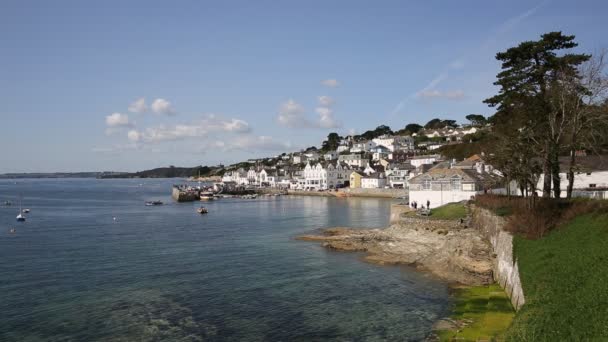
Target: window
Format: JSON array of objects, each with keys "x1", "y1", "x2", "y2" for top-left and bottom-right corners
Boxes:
[
  {"x1": 451, "y1": 176, "x2": 461, "y2": 191},
  {"x1": 422, "y1": 179, "x2": 431, "y2": 190}
]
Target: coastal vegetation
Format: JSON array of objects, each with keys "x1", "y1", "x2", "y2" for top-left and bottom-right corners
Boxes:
[
  {"x1": 506, "y1": 213, "x2": 608, "y2": 341},
  {"x1": 436, "y1": 283, "x2": 514, "y2": 341},
  {"x1": 430, "y1": 203, "x2": 467, "y2": 220}
]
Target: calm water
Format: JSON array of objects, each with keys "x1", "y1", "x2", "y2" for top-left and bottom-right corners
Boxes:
[{"x1": 0, "y1": 179, "x2": 449, "y2": 341}]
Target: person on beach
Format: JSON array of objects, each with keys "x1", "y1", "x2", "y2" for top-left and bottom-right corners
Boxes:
[{"x1": 426, "y1": 200, "x2": 430, "y2": 209}]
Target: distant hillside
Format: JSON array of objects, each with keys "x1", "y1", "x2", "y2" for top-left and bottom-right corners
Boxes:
[
  {"x1": 0, "y1": 172, "x2": 117, "y2": 179},
  {"x1": 98, "y1": 166, "x2": 221, "y2": 179}
]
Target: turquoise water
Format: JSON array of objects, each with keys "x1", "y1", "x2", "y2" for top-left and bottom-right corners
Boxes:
[{"x1": 0, "y1": 179, "x2": 449, "y2": 341}]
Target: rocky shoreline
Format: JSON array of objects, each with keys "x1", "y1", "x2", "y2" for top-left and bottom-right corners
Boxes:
[{"x1": 297, "y1": 217, "x2": 494, "y2": 286}]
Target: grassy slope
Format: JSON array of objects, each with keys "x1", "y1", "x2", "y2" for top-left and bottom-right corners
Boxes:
[
  {"x1": 437, "y1": 283, "x2": 515, "y2": 341},
  {"x1": 506, "y1": 213, "x2": 608, "y2": 341},
  {"x1": 430, "y1": 203, "x2": 467, "y2": 220}
]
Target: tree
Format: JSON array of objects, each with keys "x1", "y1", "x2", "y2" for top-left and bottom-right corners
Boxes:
[
  {"x1": 549, "y1": 49, "x2": 608, "y2": 198},
  {"x1": 321, "y1": 132, "x2": 342, "y2": 152},
  {"x1": 356, "y1": 125, "x2": 393, "y2": 140},
  {"x1": 424, "y1": 118, "x2": 442, "y2": 129},
  {"x1": 441, "y1": 119, "x2": 458, "y2": 128},
  {"x1": 465, "y1": 114, "x2": 486, "y2": 126},
  {"x1": 395, "y1": 123, "x2": 422, "y2": 135},
  {"x1": 484, "y1": 32, "x2": 590, "y2": 198}
]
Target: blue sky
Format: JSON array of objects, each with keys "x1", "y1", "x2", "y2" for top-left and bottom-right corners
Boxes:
[{"x1": 1, "y1": 0, "x2": 607, "y2": 173}]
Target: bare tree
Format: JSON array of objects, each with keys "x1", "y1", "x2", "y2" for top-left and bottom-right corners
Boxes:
[{"x1": 551, "y1": 49, "x2": 608, "y2": 198}]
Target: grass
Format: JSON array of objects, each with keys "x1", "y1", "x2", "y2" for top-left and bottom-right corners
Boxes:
[
  {"x1": 430, "y1": 202, "x2": 467, "y2": 220},
  {"x1": 505, "y1": 213, "x2": 608, "y2": 341},
  {"x1": 437, "y1": 283, "x2": 515, "y2": 341}
]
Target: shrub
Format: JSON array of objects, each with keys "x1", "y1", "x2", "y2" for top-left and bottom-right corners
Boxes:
[{"x1": 474, "y1": 194, "x2": 608, "y2": 239}]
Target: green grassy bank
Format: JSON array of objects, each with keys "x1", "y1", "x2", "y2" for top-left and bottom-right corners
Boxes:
[
  {"x1": 505, "y1": 213, "x2": 608, "y2": 341},
  {"x1": 430, "y1": 202, "x2": 467, "y2": 220},
  {"x1": 437, "y1": 283, "x2": 515, "y2": 341}
]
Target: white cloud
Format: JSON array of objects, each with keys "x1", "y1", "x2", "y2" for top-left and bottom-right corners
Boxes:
[
  {"x1": 127, "y1": 129, "x2": 141, "y2": 142},
  {"x1": 126, "y1": 115, "x2": 251, "y2": 144},
  {"x1": 318, "y1": 95, "x2": 334, "y2": 107},
  {"x1": 277, "y1": 99, "x2": 314, "y2": 128},
  {"x1": 321, "y1": 79, "x2": 339, "y2": 88},
  {"x1": 128, "y1": 98, "x2": 147, "y2": 113},
  {"x1": 105, "y1": 112, "x2": 132, "y2": 127},
  {"x1": 151, "y1": 98, "x2": 176, "y2": 115},
  {"x1": 416, "y1": 89, "x2": 465, "y2": 100},
  {"x1": 315, "y1": 107, "x2": 341, "y2": 129},
  {"x1": 211, "y1": 135, "x2": 291, "y2": 152}
]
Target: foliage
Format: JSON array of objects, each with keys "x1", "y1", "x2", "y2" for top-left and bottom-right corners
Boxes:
[
  {"x1": 424, "y1": 118, "x2": 457, "y2": 130},
  {"x1": 484, "y1": 31, "x2": 591, "y2": 198},
  {"x1": 506, "y1": 213, "x2": 608, "y2": 341},
  {"x1": 102, "y1": 165, "x2": 217, "y2": 178},
  {"x1": 354, "y1": 125, "x2": 393, "y2": 141},
  {"x1": 474, "y1": 194, "x2": 608, "y2": 239},
  {"x1": 465, "y1": 114, "x2": 487, "y2": 127},
  {"x1": 430, "y1": 202, "x2": 467, "y2": 220},
  {"x1": 436, "y1": 283, "x2": 514, "y2": 341},
  {"x1": 321, "y1": 132, "x2": 342, "y2": 152},
  {"x1": 395, "y1": 123, "x2": 423, "y2": 135},
  {"x1": 437, "y1": 142, "x2": 485, "y2": 160}
]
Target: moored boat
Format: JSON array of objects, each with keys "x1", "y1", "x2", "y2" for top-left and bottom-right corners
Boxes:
[
  {"x1": 145, "y1": 200, "x2": 164, "y2": 206},
  {"x1": 197, "y1": 207, "x2": 208, "y2": 214},
  {"x1": 199, "y1": 192, "x2": 215, "y2": 201}
]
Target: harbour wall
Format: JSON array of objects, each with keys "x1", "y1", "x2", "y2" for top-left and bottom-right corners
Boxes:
[
  {"x1": 288, "y1": 188, "x2": 408, "y2": 199},
  {"x1": 470, "y1": 206, "x2": 526, "y2": 310}
]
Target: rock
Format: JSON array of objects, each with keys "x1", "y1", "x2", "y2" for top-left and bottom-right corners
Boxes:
[{"x1": 297, "y1": 219, "x2": 494, "y2": 286}]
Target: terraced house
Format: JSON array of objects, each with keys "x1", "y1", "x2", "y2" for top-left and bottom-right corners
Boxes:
[
  {"x1": 301, "y1": 161, "x2": 353, "y2": 190},
  {"x1": 408, "y1": 167, "x2": 486, "y2": 209}
]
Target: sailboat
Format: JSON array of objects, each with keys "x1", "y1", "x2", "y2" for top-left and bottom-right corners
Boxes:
[{"x1": 16, "y1": 195, "x2": 26, "y2": 222}]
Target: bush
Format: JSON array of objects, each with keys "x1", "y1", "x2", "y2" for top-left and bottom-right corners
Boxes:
[{"x1": 475, "y1": 194, "x2": 608, "y2": 239}]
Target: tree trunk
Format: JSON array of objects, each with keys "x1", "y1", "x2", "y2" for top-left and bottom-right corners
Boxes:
[
  {"x1": 542, "y1": 145, "x2": 552, "y2": 198},
  {"x1": 551, "y1": 146, "x2": 561, "y2": 199},
  {"x1": 566, "y1": 148, "x2": 576, "y2": 199}
]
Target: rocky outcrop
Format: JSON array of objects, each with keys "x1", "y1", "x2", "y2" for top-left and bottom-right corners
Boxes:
[{"x1": 298, "y1": 217, "x2": 494, "y2": 285}]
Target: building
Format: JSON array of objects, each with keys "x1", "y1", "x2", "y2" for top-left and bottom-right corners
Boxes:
[
  {"x1": 533, "y1": 155, "x2": 608, "y2": 199},
  {"x1": 370, "y1": 145, "x2": 391, "y2": 161},
  {"x1": 385, "y1": 163, "x2": 415, "y2": 189},
  {"x1": 337, "y1": 143, "x2": 350, "y2": 153},
  {"x1": 408, "y1": 167, "x2": 494, "y2": 208},
  {"x1": 292, "y1": 154, "x2": 306, "y2": 164},
  {"x1": 350, "y1": 140, "x2": 377, "y2": 153},
  {"x1": 349, "y1": 171, "x2": 364, "y2": 188},
  {"x1": 361, "y1": 173, "x2": 387, "y2": 188},
  {"x1": 372, "y1": 134, "x2": 415, "y2": 152},
  {"x1": 409, "y1": 155, "x2": 440, "y2": 168},
  {"x1": 338, "y1": 154, "x2": 368, "y2": 168},
  {"x1": 324, "y1": 150, "x2": 338, "y2": 161},
  {"x1": 302, "y1": 161, "x2": 353, "y2": 190}
]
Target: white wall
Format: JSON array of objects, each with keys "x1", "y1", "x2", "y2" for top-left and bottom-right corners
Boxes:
[
  {"x1": 409, "y1": 190, "x2": 478, "y2": 208},
  {"x1": 533, "y1": 171, "x2": 608, "y2": 197}
]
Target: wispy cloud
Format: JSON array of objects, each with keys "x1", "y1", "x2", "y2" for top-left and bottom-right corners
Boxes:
[
  {"x1": 128, "y1": 98, "x2": 147, "y2": 113},
  {"x1": 389, "y1": 1, "x2": 549, "y2": 116},
  {"x1": 321, "y1": 79, "x2": 340, "y2": 88},
  {"x1": 416, "y1": 89, "x2": 465, "y2": 100},
  {"x1": 277, "y1": 98, "x2": 341, "y2": 129},
  {"x1": 151, "y1": 98, "x2": 176, "y2": 116}
]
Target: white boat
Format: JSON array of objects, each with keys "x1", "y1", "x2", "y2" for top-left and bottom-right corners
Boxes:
[
  {"x1": 197, "y1": 207, "x2": 208, "y2": 214},
  {"x1": 22, "y1": 208, "x2": 30, "y2": 213},
  {"x1": 199, "y1": 192, "x2": 215, "y2": 201},
  {"x1": 16, "y1": 195, "x2": 26, "y2": 222}
]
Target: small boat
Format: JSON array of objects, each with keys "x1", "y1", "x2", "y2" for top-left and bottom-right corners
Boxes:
[
  {"x1": 199, "y1": 192, "x2": 215, "y2": 201},
  {"x1": 197, "y1": 207, "x2": 208, "y2": 214},
  {"x1": 145, "y1": 200, "x2": 163, "y2": 206},
  {"x1": 4, "y1": 201, "x2": 11, "y2": 206},
  {"x1": 9, "y1": 228, "x2": 16, "y2": 234},
  {"x1": 16, "y1": 195, "x2": 26, "y2": 222},
  {"x1": 22, "y1": 208, "x2": 30, "y2": 213}
]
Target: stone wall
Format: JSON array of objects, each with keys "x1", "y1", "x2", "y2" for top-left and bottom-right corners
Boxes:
[
  {"x1": 470, "y1": 206, "x2": 526, "y2": 310},
  {"x1": 339, "y1": 188, "x2": 407, "y2": 198}
]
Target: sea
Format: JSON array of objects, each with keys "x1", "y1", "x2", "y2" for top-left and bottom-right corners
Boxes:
[{"x1": 0, "y1": 178, "x2": 449, "y2": 341}]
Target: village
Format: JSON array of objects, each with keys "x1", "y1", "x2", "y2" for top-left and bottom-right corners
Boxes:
[{"x1": 212, "y1": 122, "x2": 608, "y2": 208}]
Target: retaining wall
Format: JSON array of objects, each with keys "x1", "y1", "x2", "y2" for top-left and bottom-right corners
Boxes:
[{"x1": 471, "y1": 206, "x2": 526, "y2": 310}]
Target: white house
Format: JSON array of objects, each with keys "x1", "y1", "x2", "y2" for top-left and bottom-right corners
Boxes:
[
  {"x1": 385, "y1": 163, "x2": 414, "y2": 189},
  {"x1": 532, "y1": 155, "x2": 608, "y2": 199},
  {"x1": 408, "y1": 167, "x2": 495, "y2": 209},
  {"x1": 370, "y1": 145, "x2": 391, "y2": 161},
  {"x1": 247, "y1": 168, "x2": 258, "y2": 185},
  {"x1": 409, "y1": 155, "x2": 440, "y2": 168},
  {"x1": 324, "y1": 150, "x2": 338, "y2": 161},
  {"x1": 372, "y1": 135, "x2": 415, "y2": 152},
  {"x1": 350, "y1": 140, "x2": 377, "y2": 153},
  {"x1": 292, "y1": 154, "x2": 306, "y2": 164},
  {"x1": 363, "y1": 163, "x2": 376, "y2": 175},
  {"x1": 338, "y1": 154, "x2": 368, "y2": 168},
  {"x1": 337, "y1": 143, "x2": 350, "y2": 153},
  {"x1": 302, "y1": 161, "x2": 353, "y2": 190},
  {"x1": 304, "y1": 151, "x2": 320, "y2": 161},
  {"x1": 221, "y1": 168, "x2": 249, "y2": 185},
  {"x1": 361, "y1": 173, "x2": 387, "y2": 188}
]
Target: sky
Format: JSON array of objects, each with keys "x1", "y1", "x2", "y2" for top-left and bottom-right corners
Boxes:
[{"x1": 1, "y1": 0, "x2": 607, "y2": 173}]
